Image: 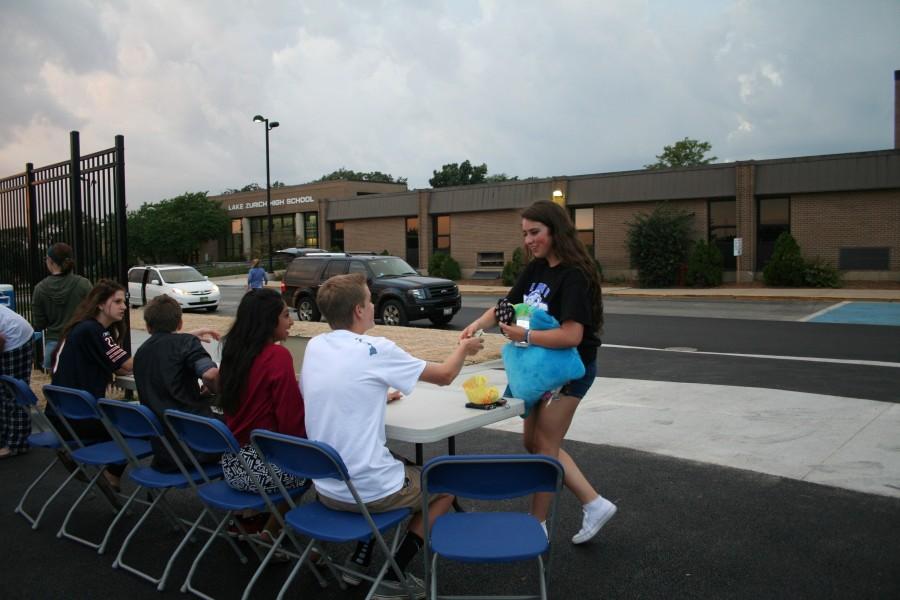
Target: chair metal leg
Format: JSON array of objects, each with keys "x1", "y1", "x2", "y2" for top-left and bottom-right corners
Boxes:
[
  {"x1": 181, "y1": 510, "x2": 249, "y2": 600},
  {"x1": 57, "y1": 469, "x2": 118, "y2": 550},
  {"x1": 15, "y1": 457, "x2": 66, "y2": 529},
  {"x1": 112, "y1": 487, "x2": 196, "y2": 591},
  {"x1": 98, "y1": 486, "x2": 142, "y2": 554},
  {"x1": 274, "y1": 539, "x2": 321, "y2": 600}
]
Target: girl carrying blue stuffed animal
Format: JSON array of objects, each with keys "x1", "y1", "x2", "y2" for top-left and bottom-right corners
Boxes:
[{"x1": 460, "y1": 200, "x2": 617, "y2": 545}]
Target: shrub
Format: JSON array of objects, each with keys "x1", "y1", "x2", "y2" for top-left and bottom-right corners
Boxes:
[
  {"x1": 803, "y1": 257, "x2": 842, "y2": 288},
  {"x1": 763, "y1": 232, "x2": 805, "y2": 286},
  {"x1": 502, "y1": 247, "x2": 526, "y2": 286},
  {"x1": 686, "y1": 239, "x2": 723, "y2": 287},
  {"x1": 625, "y1": 204, "x2": 695, "y2": 287},
  {"x1": 428, "y1": 252, "x2": 461, "y2": 280}
]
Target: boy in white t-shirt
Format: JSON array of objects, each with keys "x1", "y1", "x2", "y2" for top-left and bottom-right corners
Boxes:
[{"x1": 301, "y1": 273, "x2": 483, "y2": 599}]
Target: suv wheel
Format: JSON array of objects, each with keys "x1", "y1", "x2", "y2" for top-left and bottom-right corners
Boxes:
[
  {"x1": 380, "y1": 299, "x2": 408, "y2": 326},
  {"x1": 295, "y1": 296, "x2": 321, "y2": 322}
]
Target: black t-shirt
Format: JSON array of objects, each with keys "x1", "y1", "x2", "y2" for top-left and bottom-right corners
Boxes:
[
  {"x1": 52, "y1": 319, "x2": 130, "y2": 401},
  {"x1": 506, "y1": 259, "x2": 602, "y2": 364},
  {"x1": 134, "y1": 332, "x2": 218, "y2": 472}
]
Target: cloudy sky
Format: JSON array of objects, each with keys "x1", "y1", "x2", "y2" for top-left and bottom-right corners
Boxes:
[{"x1": 2, "y1": 0, "x2": 898, "y2": 208}]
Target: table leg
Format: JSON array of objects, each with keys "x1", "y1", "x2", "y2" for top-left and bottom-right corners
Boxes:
[
  {"x1": 416, "y1": 443, "x2": 423, "y2": 466},
  {"x1": 448, "y1": 436, "x2": 456, "y2": 456}
]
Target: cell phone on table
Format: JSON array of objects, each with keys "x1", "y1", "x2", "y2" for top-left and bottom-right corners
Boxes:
[{"x1": 465, "y1": 398, "x2": 508, "y2": 410}]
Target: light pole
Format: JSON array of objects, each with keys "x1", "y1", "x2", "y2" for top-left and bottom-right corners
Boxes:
[{"x1": 253, "y1": 114, "x2": 279, "y2": 272}]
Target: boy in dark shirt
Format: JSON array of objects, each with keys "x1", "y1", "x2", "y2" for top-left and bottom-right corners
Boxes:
[{"x1": 134, "y1": 296, "x2": 221, "y2": 472}]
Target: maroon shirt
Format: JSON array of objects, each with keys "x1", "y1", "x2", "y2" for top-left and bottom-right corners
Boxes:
[{"x1": 225, "y1": 344, "x2": 306, "y2": 446}]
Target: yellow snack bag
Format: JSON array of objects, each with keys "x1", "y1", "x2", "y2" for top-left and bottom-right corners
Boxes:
[{"x1": 462, "y1": 375, "x2": 500, "y2": 405}]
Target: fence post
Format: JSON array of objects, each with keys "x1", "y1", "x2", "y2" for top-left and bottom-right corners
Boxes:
[
  {"x1": 25, "y1": 162, "x2": 40, "y2": 292},
  {"x1": 69, "y1": 131, "x2": 84, "y2": 271},
  {"x1": 114, "y1": 134, "x2": 131, "y2": 353}
]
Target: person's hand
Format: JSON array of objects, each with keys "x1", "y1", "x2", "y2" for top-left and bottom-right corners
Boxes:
[
  {"x1": 386, "y1": 390, "x2": 403, "y2": 403},
  {"x1": 459, "y1": 336, "x2": 484, "y2": 356},
  {"x1": 498, "y1": 322, "x2": 527, "y2": 343},
  {"x1": 459, "y1": 321, "x2": 481, "y2": 340},
  {"x1": 188, "y1": 328, "x2": 221, "y2": 343}
]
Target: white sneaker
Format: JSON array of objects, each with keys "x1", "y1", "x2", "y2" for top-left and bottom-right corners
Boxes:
[
  {"x1": 571, "y1": 497, "x2": 617, "y2": 544},
  {"x1": 372, "y1": 572, "x2": 426, "y2": 600}
]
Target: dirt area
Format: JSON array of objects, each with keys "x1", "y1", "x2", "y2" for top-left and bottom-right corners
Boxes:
[
  {"x1": 163, "y1": 309, "x2": 506, "y2": 365},
  {"x1": 28, "y1": 309, "x2": 505, "y2": 408}
]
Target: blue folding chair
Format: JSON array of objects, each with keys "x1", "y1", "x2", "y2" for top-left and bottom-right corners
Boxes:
[
  {"x1": 96, "y1": 399, "x2": 226, "y2": 590},
  {"x1": 163, "y1": 409, "x2": 321, "y2": 600},
  {"x1": 251, "y1": 429, "x2": 417, "y2": 600},
  {"x1": 421, "y1": 455, "x2": 564, "y2": 600},
  {"x1": 42, "y1": 384, "x2": 152, "y2": 550},
  {"x1": 1, "y1": 375, "x2": 72, "y2": 529}
]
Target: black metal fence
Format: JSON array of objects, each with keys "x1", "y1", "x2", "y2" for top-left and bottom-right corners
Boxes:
[{"x1": 0, "y1": 131, "x2": 128, "y2": 339}]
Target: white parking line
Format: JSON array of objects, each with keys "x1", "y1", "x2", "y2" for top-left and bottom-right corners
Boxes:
[
  {"x1": 603, "y1": 343, "x2": 900, "y2": 369},
  {"x1": 799, "y1": 300, "x2": 850, "y2": 322}
]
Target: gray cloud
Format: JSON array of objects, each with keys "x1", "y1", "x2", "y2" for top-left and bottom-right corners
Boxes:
[{"x1": 1, "y1": 0, "x2": 897, "y2": 207}]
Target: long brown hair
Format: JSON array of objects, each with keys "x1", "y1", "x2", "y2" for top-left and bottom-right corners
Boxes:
[
  {"x1": 58, "y1": 279, "x2": 127, "y2": 344},
  {"x1": 521, "y1": 201, "x2": 604, "y2": 331},
  {"x1": 218, "y1": 288, "x2": 286, "y2": 414}
]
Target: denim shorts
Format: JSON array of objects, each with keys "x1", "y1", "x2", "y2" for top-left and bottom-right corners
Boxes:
[{"x1": 559, "y1": 359, "x2": 597, "y2": 399}]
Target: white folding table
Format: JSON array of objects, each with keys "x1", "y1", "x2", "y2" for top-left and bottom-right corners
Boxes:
[{"x1": 385, "y1": 384, "x2": 524, "y2": 465}]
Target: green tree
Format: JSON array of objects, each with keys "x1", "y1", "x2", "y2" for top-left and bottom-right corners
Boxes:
[
  {"x1": 315, "y1": 168, "x2": 407, "y2": 185},
  {"x1": 645, "y1": 138, "x2": 717, "y2": 169},
  {"x1": 429, "y1": 160, "x2": 488, "y2": 187},
  {"x1": 686, "y1": 239, "x2": 724, "y2": 287},
  {"x1": 485, "y1": 173, "x2": 519, "y2": 183},
  {"x1": 502, "y1": 247, "x2": 526, "y2": 286},
  {"x1": 625, "y1": 204, "x2": 695, "y2": 287},
  {"x1": 222, "y1": 183, "x2": 262, "y2": 194},
  {"x1": 128, "y1": 192, "x2": 229, "y2": 264},
  {"x1": 762, "y1": 232, "x2": 805, "y2": 286}
]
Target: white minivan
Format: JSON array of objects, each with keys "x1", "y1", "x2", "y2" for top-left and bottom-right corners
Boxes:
[{"x1": 127, "y1": 265, "x2": 220, "y2": 312}]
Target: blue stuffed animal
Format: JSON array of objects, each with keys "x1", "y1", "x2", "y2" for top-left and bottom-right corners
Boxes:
[{"x1": 501, "y1": 307, "x2": 585, "y2": 417}]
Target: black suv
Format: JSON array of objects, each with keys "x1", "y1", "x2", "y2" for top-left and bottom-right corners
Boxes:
[{"x1": 280, "y1": 254, "x2": 461, "y2": 326}]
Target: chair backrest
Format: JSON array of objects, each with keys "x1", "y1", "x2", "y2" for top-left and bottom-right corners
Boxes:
[
  {"x1": 164, "y1": 409, "x2": 241, "y2": 455},
  {"x1": 422, "y1": 454, "x2": 564, "y2": 500},
  {"x1": 250, "y1": 429, "x2": 350, "y2": 482},
  {"x1": 43, "y1": 384, "x2": 101, "y2": 421},
  {"x1": 0, "y1": 375, "x2": 38, "y2": 407},
  {"x1": 97, "y1": 399, "x2": 164, "y2": 440}
]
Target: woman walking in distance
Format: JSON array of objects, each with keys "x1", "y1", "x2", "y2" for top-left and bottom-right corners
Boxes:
[{"x1": 460, "y1": 200, "x2": 616, "y2": 544}]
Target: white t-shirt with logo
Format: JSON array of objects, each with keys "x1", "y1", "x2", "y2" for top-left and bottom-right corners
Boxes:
[{"x1": 300, "y1": 329, "x2": 426, "y2": 504}]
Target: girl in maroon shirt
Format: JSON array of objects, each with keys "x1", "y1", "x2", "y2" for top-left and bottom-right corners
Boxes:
[{"x1": 218, "y1": 288, "x2": 306, "y2": 538}]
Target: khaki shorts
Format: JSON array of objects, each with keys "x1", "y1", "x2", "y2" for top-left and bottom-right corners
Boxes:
[{"x1": 318, "y1": 464, "x2": 425, "y2": 513}]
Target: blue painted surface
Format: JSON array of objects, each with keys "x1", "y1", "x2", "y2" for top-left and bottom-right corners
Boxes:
[{"x1": 811, "y1": 302, "x2": 900, "y2": 326}]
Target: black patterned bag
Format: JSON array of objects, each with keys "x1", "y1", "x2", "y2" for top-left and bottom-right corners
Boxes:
[{"x1": 494, "y1": 298, "x2": 516, "y2": 326}]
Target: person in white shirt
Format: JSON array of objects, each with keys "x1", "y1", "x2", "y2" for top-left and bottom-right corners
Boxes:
[
  {"x1": 0, "y1": 304, "x2": 35, "y2": 458},
  {"x1": 301, "y1": 272, "x2": 483, "y2": 600}
]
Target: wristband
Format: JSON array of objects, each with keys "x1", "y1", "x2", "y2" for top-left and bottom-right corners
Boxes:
[{"x1": 524, "y1": 329, "x2": 531, "y2": 346}]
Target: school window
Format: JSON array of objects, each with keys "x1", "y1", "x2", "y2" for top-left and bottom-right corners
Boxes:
[
  {"x1": 756, "y1": 198, "x2": 790, "y2": 270},
  {"x1": 406, "y1": 217, "x2": 419, "y2": 268},
  {"x1": 302, "y1": 212, "x2": 318, "y2": 248},
  {"x1": 477, "y1": 252, "x2": 505, "y2": 267},
  {"x1": 570, "y1": 207, "x2": 594, "y2": 255},
  {"x1": 330, "y1": 221, "x2": 344, "y2": 251},
  {"x1": 432, "y1": 215, "x2": 450, "y2": 255},
  {"x1": 220, "y1": 219, "x2": 243, "y2": 260},
  {"x1": 709, "y1": 199, "x2": 737, "y2": 270}
]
